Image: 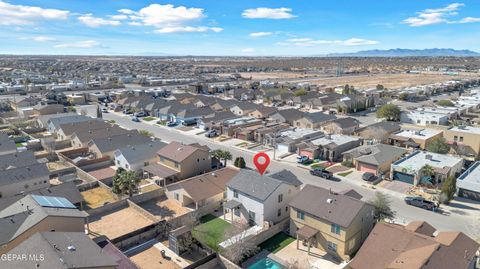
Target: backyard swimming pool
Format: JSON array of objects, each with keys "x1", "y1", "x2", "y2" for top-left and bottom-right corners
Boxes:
[{"x1": 248, "y1": 257, "x2": 284, "y2": 269}]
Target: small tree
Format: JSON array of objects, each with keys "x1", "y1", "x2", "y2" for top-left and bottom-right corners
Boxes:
[
  {"x1": 420, "y1": 164, "x2": 434, "y2": 178},
  {"x1": 221, "y1": 222, "x2": 258, "y2": 264},
  {"x1": 293, "y1": 89, "x2": 307, "y2": 96},
  {"x1": 376, "y1": 104, "x2": 401, "y2": 121},
  {"x1": 212, "y1": 149, "x2": 233, "y2": 167},
  {"x1": 369, "y1": 192, "x2": 396, "y2": 222},
  {"x1": 376, "y1": 84, "x2": 384, "y2": 91},
  {"x1": 398, "y1": 93, "x2": 409, "y2": 101},
  {"x1": 234, "y1": 157, "x2": 246, "y2": 168},
  {"x1": 112, "y1": 169, "x2": 140, "y2": 197},
  {"x1": 440, "y1": 175, "x2": 456, "y2": 204},
  {"x1": 427, "y1": 137, "x2": 450, "y2": 154},
  {"x1": 437, "y1": 100, "x2": 454, "y2": 107}
]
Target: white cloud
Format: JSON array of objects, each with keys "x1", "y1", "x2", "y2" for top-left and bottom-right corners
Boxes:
[
  {"x1": 242, "y1": 7, "x2": 296, "y2": 19},
  {"x1": 109, "y1": 14, "x2": 128, "y2": 20},
  {"x1": 0, "y1": 0, "x2": 69, "y2": 25},
  {"x1": 281, "y1": 37, "x2": 379, "y2": 47},
  {"x1": 250, "y1": 32, "x2": 273, "y2": 37},
  {"x1": 458, "y1": 17, "x2": 480, "y2": 23},
  {"x1": 78, "y1": 14, "x2": 121, "y2": 27},
  {"x1": 241, "y1": 48, "x2": 255, "y2": 53},
  {"x1": 18, "y1": 36, "x2": 56, "y2": 42},
  {"x1": 115, "y1": 3, "x2": 221, "y2": 34},
  {"x1": 55, "y1": 40, "x2": 104, "y2": 49},
  {"x1": 402, "y1": 3, "x2": 480, "y2": 26},
  {"x1": 155, "y1": 26, "x2": 223, "y2": 33}
]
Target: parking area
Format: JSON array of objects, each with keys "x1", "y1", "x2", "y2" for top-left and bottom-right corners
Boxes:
[{"x1": 88, "y1": 205, "x2": 155, "y2": 239}]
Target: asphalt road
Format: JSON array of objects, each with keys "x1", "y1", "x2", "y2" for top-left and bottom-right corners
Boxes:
[{"x1": 104, "y1": 112, "x2": 480, "y2": 237}]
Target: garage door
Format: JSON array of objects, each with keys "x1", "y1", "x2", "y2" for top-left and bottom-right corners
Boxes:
[
  {"x1": 393, "y1": 171, "x2": 414, "y2": 184},
  {"x1": 458, "y1": 188, "x2": 480, "y2": 201},
  {"x1": 357, "y1": 162, "x2": 377, "y2": 175}
]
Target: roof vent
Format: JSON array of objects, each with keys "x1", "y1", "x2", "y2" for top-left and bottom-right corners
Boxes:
[
  {"x1": 67, "y1": 245, "x2": 76, "y2": 251},
  {"x1": 326, "y1": 198, "x2": 333, "y2": 204},
  {"x1": 211, "y1": 172, "x2": 217, "y2": 177},
  {"x1": 425, "y1": 154, "x2": 433, "y2": 160}
]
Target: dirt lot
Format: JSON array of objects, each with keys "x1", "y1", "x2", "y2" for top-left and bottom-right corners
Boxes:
[
  {"x1": 88, "y1": 206, "x2": 154, "y2": 239},
  {"x1": 240, "y1": 72, "x2": 476, "y2": 89},
  {"x1": 130, "y1": 245, "x2": 181, "y2": 269},
  {"x1": 81, "y1": 187, "x2": 119, "y2": 209},
  {"x1": 138, "y1": 196, "x2": 192, "y2": 220}
]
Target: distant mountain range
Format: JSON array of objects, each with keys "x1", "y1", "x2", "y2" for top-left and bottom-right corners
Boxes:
[{"x1": 328, "y1": 48, "x2": 480, "y2": 57}]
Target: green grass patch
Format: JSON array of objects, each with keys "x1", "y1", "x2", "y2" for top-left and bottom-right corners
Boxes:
[
  {"x1": 338, "y1": 171, "x2": 353, "y2": 177},
  {"x1": 192, "y1": 214, "x2": 231, "y2": 251},
  {"x1": 142, "y1": 116, "x2": 156, "y2": 121},
  {"x1": 259, "y1": 232, "x2": 295, "y2": 253},
  {"x1": 311, "y1": 163, "x2": 327, "y2": 169},
  {"x1": 15, "y1": 142, "x2": 24, "y2": 147}
]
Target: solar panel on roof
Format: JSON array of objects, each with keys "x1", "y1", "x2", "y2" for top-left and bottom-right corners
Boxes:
[{"x1": 32, "y1": 195, "x2": 76, "y2": 209}]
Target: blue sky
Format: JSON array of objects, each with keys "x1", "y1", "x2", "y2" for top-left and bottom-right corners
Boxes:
[{"x1": 1, "y1": 0, "x2": 480, "y2": 55}]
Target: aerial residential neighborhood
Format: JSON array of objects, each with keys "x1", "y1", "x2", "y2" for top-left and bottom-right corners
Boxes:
[{"x1": 2, "y1": 1, "x2": 480, "y2": 269}]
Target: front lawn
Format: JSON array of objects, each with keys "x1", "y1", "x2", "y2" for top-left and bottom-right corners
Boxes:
[
  {"x1": 259, "y1": 232, "x2": 295, "y2": 253},
  {"x1": 192, "y1": 214, "x2": 231, "y2": 251},
  {"x1": 310, "y1": 163, "x2": 326, "y2": 169},
  {"x1": 338, "y1": 171, "x2": 353, "y2": 177},
  {"x1": 142, "y1": 116, "x2": 156, "y2": 121}
]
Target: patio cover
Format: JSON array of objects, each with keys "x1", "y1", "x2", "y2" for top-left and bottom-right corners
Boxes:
[
  {"x1": 296, "y1": 225, "x2": 319, "y2": 240},
  {"x1": 143, "y1": 163, "x2": 179, "y2": 178},
  {"x1": 224, "y1": 199, "x2": 242, "y2": 209}
]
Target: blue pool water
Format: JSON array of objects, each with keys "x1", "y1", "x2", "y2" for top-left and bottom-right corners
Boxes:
[{"x1": 248, "y1": 257, "x2": 283, "y2": 269}]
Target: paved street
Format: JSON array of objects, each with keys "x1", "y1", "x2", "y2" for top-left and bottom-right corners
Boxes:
[{"x1": 104, "y1": 112, "x2": 480, "y2": 237}]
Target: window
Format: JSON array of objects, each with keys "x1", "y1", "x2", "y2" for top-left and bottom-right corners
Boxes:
[
  {"x1": 174, "y1": 162, "x2": 179, "y2": 168},
  {"x1": 277, "y1": 209, "x2": 281, "y2": 217},
  {"x1": 459, "y1": 136, "x2": 464, "y2": 142},
  {"x1": 327, "y1": 241, "x2": 337, "y2": 252},
  {"x1": 454, "y1": 136, "x2": 458, "y2": 141},
  {"x1": 331, "y1": 224, "x2": 341, "y2": 235},
  {"x1": 278, "y1": 194, "x2": 283, "y2": 203},
  {"x1": 174, "y1": 193, "x2": 180, "y2": 200},
  {"x1": 160, "y1": 157, "x2": 165, "y2": 162},
  {"x1": 117, "y1": 160, "x2": 120, "y2": 165},
  {"x1": 248, "y1": 210, "x2": 256, "y2": 221},
  {"x1": 144, "y1": 162, "x2": 149, "y2": 166},
  {"x1": 197, "y1": 158, "x2": 199, "y2": 162},
  {"x1": 417, "y1": 120, "x2": 421, "y2": 124},
  {"x1": 125, "y1": 164, "x2": 129, "y2": 169},
  {"x1": 285, "y1": 206, "x2": 288, "y2": 212},
  {"x1": 297, "y1": 210, "x2": 305, "y2": 220},
  {"x1": 233, "y1": 190, "x2": 238, "y2": 198}
]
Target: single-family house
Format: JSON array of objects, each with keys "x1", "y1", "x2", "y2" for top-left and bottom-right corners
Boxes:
[
  {"x1": 70, "y1": 126, "x2": 133, "y2": 148},
  {"x1": 56, "y1": 119, "x2": 109, "y2": 141},
  {"x1": 289, "y1": 185, "x2": 375, "y2": 261},
  {"x1": 354, "y1": 121, "x2": 401, "y2": 144},
  {"x1": 166, "y1": 167, "x2": 239, "y2": 210},
  {"x1": 298, "y1": 134, "x2": 361, "y2": 161},
  {"x1": 0, "y1": 162, "x2": 50, "y2": 198},
  {"x1": 343, "y1": 144, "x2": 407, "y2": 176},
  {"x1": 248, "y1": 106, "x2": 278, "y2": 119},
  {"x1": 46, "y1": 115, "x2": 91, "y2": 134},
  {"x1": 224, "y1": 169, "x2": 301, "y2": 226},
  {"x1": 321, "y1": 117, "x2": 360, "y2": 135},
  {"x1": 0, "y1": 195, "x2": 88, "y2": 254},
  {"x1": 388, "y1": 128, "x2": 443, "y2": 150},
  {"x1": 114, "y1": 141, "x2": 167, "y2": 171},
  {"x1": 87, "y1": 133, "x2": 152, "y2": 159},
  {"x1": 390, "y1": 150, "x2": 463, "y2": 186},
  {"x1": 347, "y1": 221, "x2": 479, "y2": 269},
  {"x1": 269, "y1": 109, "x2": 305, "y2": 125},
  {"x1": 293, "y1": 112, "x2": 336, "y2": 129},
  {"x1": 444, "y1": 125, "x2": 480, "y2": 157},
  {"x1": 230, "y1": 103, "x2": 259, "y2": 116},
  {"x1": 400, "y1": 109, "x2": 449, "y2": 126},
  {"x1": 144, "y1": 142, "x2": 211, "y2": 186},
  {"x1": 456, "y1": 161, "x2": 480, "y2": 201}
]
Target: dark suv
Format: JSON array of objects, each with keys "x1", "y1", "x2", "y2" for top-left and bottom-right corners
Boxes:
[
  {"x1": 310, "y1": 168, "x2": 333, "y2": 179},
  {"x1": 404, "y1": 196, "x2": 436, "y2": 210},
  {"x1": 362, "y1": 172, "x2": 377, "y2": 182}
]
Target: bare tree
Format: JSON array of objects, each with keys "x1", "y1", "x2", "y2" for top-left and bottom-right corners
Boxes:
[{"x1": 221, "y1": 222, "x2": 259, "y2": 264}]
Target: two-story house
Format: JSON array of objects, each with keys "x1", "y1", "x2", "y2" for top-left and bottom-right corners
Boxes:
[
  {"x1": 143, "y1": 142, "x2": 212, "y2": 186},
  {"x1": 224, "y1": 169, "x2": 301, "y2": 226},
  {"x1": 289, "y1": 185, "x2": 375, "y2": 261}
]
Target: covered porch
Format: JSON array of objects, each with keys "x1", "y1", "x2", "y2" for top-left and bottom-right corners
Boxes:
[
  {"x1": 222, "y1": 199, "x2": 244, "y2": 224},
  {"x1": 296, "y1": 225, "x2": 319, "y2": 256},
  {"x1": 143, "y1": 163, "x2": 179, "y2": 187}
]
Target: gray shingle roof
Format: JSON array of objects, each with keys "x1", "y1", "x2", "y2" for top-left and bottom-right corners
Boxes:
[
  {"x1": 0, "y1": 133, "x2": 16, "y2": 154},
  {"x1": 289, "y1": 185, "x2": 372, "y2": 228},
  {"x1": 47, "y1": 115, "x2": 91, "y2": 130},
  {"x1": 227, "y1": 169, "x2": 302, "y2": 201},
  {"x1": 343, "y1": 144, "x2": 407, "y2": 166},
  {"x1": 89, "y1": 133, "x2": 152, "y2": 154},
  {"x1": 0, "y1": 162, "x2": 49, "y2": 187},
  {"x1": 115, "y1": 140, "x2": 167, "y2": 164},
  {"x1": 303, "y1": 112, "x2": 336, "y2": 123},
  {"x1": 6, "y1": 232, "x2": 118, "y2": 269},
  {"x1": 0, "y1": 151, "x2": 37, "y2": 170}
]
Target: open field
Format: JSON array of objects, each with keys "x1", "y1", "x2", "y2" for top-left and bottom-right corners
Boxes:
[
  {"x1": 81, "y1": 187, "x2": 119, "y2": 209},
  {"x1": 138, "y1": 195, "x2": 192, "y2": 220},
  {"x1": 240, "y1": 72, "x2": 477, "y2": 89},
  {"x1": 88, "y1": 206, "x2": 154, "y2": 239}
]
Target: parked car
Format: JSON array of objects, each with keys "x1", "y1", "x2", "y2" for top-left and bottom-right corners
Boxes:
[
  {"x1": 123, "y1": 109, "x2": 133, "y2": 114},
  {"x1": 101, "y1": 108, "x2": 109, "y2": 113},
  {"x1": 167, "y1": 121, "x2": 178, "y2": 127},
  {"x1": 134, "y1": 111, "x2": 147, "y2": 117},
  {"x1": 205, "y1": 129, "x2": 219, "y2": 138},
  {"x1": 404, "y1": 196, "x2": 437, "y2": 210},
  {"x1": 310, "y1": 168, "x2": 333, "y2": 179},
  {"x1": 131, "y1": 117, "x2": 140, "y2": 122},
  {"x1": 296, "y1": 156, "x2": 310, "y2": 164},
  {"x1": 182, "y1": 119, "x2": 197, "y2": 126},
  {"x1": 362, "y1": 172, "x2": 377, "y2": 182}
]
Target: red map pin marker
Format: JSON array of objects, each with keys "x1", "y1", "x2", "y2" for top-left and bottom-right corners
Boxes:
[{"x1": 253, "y1": 152, "x2": 270, "y2": 175}]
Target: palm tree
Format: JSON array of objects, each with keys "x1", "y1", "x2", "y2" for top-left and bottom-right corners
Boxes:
[
  {"x1": 112, "y1": 170, "x2": 140, "y2": 197},
  {"x1": 420, "y1": 164, "x2": 434, "y2": 177},
  {"x1": 211, "y1": 149, "x2": 233, "y2": 167}
]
